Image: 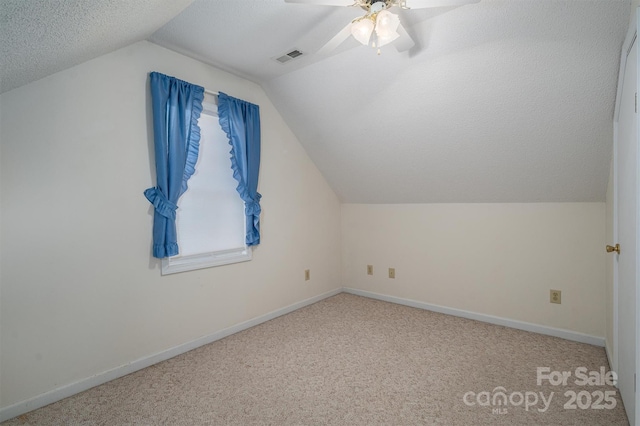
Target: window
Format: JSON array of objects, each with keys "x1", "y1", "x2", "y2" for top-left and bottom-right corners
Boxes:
[{"x1": 161, "y1": 95, "x2": 251, "y2": 275}]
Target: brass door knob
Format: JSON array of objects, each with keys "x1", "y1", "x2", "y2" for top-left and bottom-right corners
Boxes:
[{"x1": 606, "y1": 244, "x2": 620, "y2": 254}]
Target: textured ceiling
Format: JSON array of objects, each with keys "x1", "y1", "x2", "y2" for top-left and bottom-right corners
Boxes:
[
  {"x1": 0, "y1": 0, "x2": 194, "y2": 93},
  {"x1": 1, "y1": 0, "x2": 630, "y2": 203}
]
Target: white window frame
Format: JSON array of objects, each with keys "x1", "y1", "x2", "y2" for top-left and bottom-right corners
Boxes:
[
  {"x1": 161, "y1": 95, "x2": 251, "y2": 275},
  {"x1": 161, "y1": 246, "x2": 251, "y2": 275}
]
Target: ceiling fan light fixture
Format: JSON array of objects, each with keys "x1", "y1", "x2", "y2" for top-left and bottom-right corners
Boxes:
[
  {"x1": 351, "y1": 18, "x2": 375, "y2": 45},
  {"x1": 289, "y1": 0, "x2": 480, "y2": 55},
  {"x1": 374, "y1": 10, "x2": 400, "y2": 38}
]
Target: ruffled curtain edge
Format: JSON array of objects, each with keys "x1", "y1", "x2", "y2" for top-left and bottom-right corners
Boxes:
[
  {"x1": 218, "y1": 92, "x2": 262, "y2": 247},
  {"x1": 180, "y1": 86, "x2": 204, "y2": 196}
]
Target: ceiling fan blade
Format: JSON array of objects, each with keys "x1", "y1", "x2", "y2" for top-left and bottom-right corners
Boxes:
[
  {"x1": 284, "y1": 0, "x2": 356, "y2": 6},
  {"x1": 401, "y1": 0, "x2": 480, "y2": 8},
  {"x1": 317, "y1": 21, "x2": 354, "y2": 55},
  {"x1": 393, "y1": 23, "x2": 415, "y2": 52}
]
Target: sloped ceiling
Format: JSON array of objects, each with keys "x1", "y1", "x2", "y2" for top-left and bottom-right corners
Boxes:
[
  {"x1": 1, "y1": 0, "x2": 630, "y2": 203},
  {"x1": 0, "y1": 0, "x2": 194, "y2": 94}
]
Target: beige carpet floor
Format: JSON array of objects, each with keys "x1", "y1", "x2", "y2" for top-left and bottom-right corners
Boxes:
[{"x1": 2, "y1": 293, "x2": 630, "y2": 425}]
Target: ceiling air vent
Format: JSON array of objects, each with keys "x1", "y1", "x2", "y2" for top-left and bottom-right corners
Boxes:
[{"x1": 274, "y1": 49, "x2": 304, "y2": 64}]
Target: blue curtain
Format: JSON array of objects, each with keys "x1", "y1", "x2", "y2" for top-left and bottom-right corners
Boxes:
[
  {"x1": 144, "y1": 72, "x2": 204, "y2": 258},
  {"x1": 218, "y1": 92, "x2": 262, "y2": 246}
]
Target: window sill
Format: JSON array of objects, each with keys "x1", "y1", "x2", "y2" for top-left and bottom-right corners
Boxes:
[{"x1": 161, "y1": 247, "x2": 252, "y2": 275}]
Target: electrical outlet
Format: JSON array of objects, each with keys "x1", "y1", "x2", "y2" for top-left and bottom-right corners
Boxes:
[
  {"x1": 367, "y1": 265, "x2": 373, "y2": 275},
  {"x1": 305, "y1": 269, "x2": 310, "y2": 281},
  {"x1": 388, "y1": 268, "x2": 395, "y2": 279},
  {"x1": 550, "y1": 290, "x2": 561, "y2": 304}
]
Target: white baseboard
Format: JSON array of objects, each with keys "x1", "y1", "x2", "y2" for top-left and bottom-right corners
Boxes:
[
  {"x1": 343, "y1": 288, "x2": 605, "y2": 347},
  {"x1": 0, "y1": 288, "x2": 342, "y2": 423}
]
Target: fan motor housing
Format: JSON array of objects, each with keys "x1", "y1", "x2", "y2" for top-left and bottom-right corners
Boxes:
[{"x1": 360, "y1": 0, "x2": 393, "y2": 12}]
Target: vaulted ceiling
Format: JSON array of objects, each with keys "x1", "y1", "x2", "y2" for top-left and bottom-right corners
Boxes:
[{"x1": 0, "y1": 0, "x2": 630, "y2": 203}]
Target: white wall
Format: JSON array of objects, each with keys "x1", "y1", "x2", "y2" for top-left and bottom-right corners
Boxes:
[
  {"x1": 0, "y1": 41, "x2": 342, "y2": 409},
  {"x1": 342, "y1": 203, "x2": 606, "y2": 337}
]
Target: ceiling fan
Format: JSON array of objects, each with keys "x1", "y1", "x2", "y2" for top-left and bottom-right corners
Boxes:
[{"x1": 285, "y1": 0, "x2": 480, "y2": 54}]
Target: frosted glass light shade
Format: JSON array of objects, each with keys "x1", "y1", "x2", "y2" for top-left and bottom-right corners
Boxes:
[
  {"x1": 375, "y1": 10, "x2": 400, "y2": 38},
  {"x1": 351, "y1": 19, "x2": 374, "y2": 45}
]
